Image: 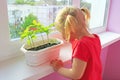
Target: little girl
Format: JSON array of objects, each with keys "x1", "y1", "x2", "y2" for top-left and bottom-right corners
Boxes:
[{"x1": 50, "y1": 6, "x2": 102, "y2": 80}]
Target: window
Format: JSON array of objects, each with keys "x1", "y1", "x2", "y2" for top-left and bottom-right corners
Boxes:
[
  {"x1": 80, "y1": 0, "x2": 110, "y2": 33},
  {"x1": 8, "y1": 0, "x2": 110, "y2": 39},
  {"x1": 0, "y1": 0, "x2": 110, "y2": 60}
]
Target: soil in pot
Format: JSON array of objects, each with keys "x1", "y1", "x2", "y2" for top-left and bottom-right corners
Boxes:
[{"x1": 27, "y1": 42, "x2": 61, "y2": 51}]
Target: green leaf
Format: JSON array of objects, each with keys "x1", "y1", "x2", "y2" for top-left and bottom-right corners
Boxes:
[
  {"x1": 27, "y1": 39, "x2": 31, "y2": 45},
  {"x1": 20, "y1": 33, "x2": 27, "y2": 40},
  {"x1": 32, "y1": 20, "x2": 38, "y2": 25},
  {"x1": 31, "y1": 35, "x2": 37, "y2": 39}
]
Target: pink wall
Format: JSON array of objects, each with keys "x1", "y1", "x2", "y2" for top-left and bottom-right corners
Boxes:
[
  {"x1": 103, "y1": 0, "x2": 120, "y2": 80},
  {"x1": 100, "y1": 47, "x2": 109, "y2": 75},
  {"x1": 103, "y1": 41, "x2": 120, "y2": 80},
  {"x1": 107, "y1": 0, "x2": 120, "y2": 34}
]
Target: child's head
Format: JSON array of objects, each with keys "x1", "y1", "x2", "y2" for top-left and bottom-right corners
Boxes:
[{"x1": 55, "y1": 6, "x2": 90, "y2": 41}]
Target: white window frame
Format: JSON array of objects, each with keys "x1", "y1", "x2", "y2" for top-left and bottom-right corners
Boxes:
[{"x1": 0, "y1": 0, "x2": 110, "y2": 61}]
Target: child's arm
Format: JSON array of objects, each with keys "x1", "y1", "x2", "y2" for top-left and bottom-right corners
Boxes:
[{"x1": 50, "y1": 58, "x2": 87, "y2": 79}]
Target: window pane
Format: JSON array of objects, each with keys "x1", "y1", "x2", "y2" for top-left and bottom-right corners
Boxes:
[
  {"x1": 80, "y1": 0, "x2": 109, "y2": 29},
  {"x1": 7, "y1": 0, "x2": 72, "y2": 39}
]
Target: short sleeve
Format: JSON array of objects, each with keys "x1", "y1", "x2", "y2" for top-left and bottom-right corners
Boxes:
[{"x1": 72, "y1": 42, "x2": 90, "y2": 62}]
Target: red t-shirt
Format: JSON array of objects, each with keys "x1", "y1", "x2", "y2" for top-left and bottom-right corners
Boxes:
[{"x1": 71, "y1": 34, "x2": 102, "y2": 80}]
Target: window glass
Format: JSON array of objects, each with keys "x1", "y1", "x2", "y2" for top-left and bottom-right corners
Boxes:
[
  {"x1": 80, "y1": 0, "x2": 109, "y2": 29},
  {"x1": 7, "y1": 0, "x2": 72, "y2": 39}
]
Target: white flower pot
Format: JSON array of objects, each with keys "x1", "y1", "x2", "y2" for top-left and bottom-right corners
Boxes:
[{"x1": 21, "y1": 38, "x2": 63, "y2": 66}]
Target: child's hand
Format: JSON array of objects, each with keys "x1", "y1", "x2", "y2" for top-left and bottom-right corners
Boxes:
[{"x1": 50, "y1": 59, "x2": 63, "y2": 71}]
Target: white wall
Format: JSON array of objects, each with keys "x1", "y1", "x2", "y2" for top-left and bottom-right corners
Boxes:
[{"x1": 0, "y1": 0, "x2": 23, "y2": 61}]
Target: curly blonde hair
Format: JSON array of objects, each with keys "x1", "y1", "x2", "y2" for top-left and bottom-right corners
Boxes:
[{"x1": 55, "y1": 6, "x2": 90, "y2": 41}]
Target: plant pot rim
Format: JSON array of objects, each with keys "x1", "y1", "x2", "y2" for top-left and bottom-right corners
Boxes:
[{"x1": 21, "y1": 38, "x2": 64, "y2": 54}]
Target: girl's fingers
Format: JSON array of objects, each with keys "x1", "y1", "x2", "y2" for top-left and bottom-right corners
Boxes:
[
  {"x1": 50, "y1": 59, "x2": 60, "y2": 64},
  {"x1": 50, "y1": 59, "x2": 63, "y2": 67},
  {"x1": 50, "y1": 59, "x2": 64, "y2": 71}
]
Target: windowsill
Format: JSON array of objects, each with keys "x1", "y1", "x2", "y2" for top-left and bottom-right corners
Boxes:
[
  {"x1": 0, "y1": 31, "x2": 120, "y2": 80},
  {"x1": 98, "y1": 32, "x2": 120, "y2": 48}
]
